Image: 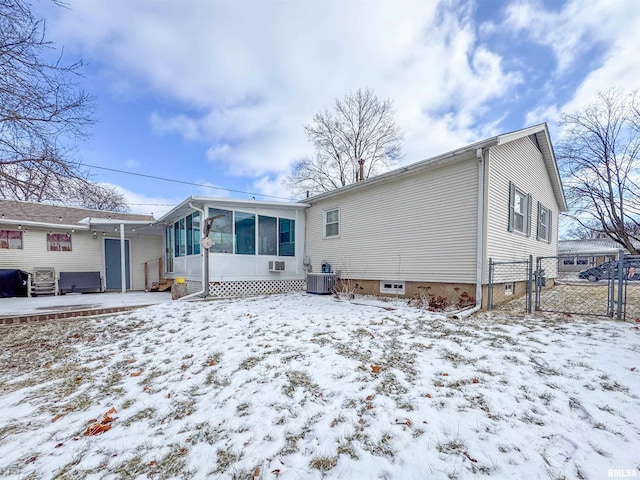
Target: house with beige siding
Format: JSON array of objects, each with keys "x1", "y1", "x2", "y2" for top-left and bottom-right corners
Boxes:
[
  {"x1": 0, "y1": 199, "x2": 162, "y2": 295},
  {"x1": 303, "y1": 123, "x2": 567, "y2": 309}
]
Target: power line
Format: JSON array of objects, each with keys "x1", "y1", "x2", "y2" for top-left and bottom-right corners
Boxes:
[{"x1": 83, "y1": 163, "x2": 294, "y2": 201}]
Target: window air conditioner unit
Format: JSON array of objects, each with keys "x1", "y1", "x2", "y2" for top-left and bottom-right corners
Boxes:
[{"x1": 269, "y1": 261, "x2": 285, "y2": 272}]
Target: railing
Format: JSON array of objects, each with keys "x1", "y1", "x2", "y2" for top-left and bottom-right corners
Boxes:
[{"x1": 144, "y1": 257, "x2": 163, "y2": 291}]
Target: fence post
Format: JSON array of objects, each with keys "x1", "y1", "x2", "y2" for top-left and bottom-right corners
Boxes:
[
  {"x1": 487, "y1": 258, "x2": 493, "y2": 310},
  {"x1": 527, "y1": 254, "x2": 533, "y2": 314},
  {"x1": 616, "y1": 250, "x2": 625, "y2": 320}
]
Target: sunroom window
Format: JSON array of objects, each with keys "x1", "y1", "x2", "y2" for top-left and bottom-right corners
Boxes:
[{"x1": 208, "y1": 208, "x2": 233, "y2": 253}]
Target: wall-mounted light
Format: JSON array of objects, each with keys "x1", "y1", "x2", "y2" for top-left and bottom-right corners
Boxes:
[
  {"x1": 18, "y1": 224, "x2": 22, "y2": 230},
  {"x1": 132, "y1": 228, "x2": 136, "y2": 233},
  {"x1": 71, "y1": 228, "x2": 75, "y2": 233},
  {"x1": 102, "y1": 232, "x2": 106, "y2": 237},
  {"x1": 92, "y1": 231, "x2": 97, "y2": 239}
]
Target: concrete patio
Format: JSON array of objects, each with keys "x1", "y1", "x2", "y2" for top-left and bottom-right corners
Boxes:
[{"x1": 0, "y1": 291, "x2": 174, "y2": 326}]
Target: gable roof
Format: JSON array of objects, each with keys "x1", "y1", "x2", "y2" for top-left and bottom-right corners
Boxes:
[
  {"x1": 0, "y1": 199, "x2": 155, "y2": 230},
  {"x1": 304, "y1": 123, "x2": 568, "y2": 211}
]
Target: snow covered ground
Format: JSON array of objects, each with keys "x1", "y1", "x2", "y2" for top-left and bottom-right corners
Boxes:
[{"x1": 0, "y1": 292, "x2": 638, "y2": 479}]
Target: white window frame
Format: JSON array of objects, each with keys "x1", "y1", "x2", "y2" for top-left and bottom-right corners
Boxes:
[
  {"x1": 508, "y1": 182, "x2": 531, "y2": 236},
  {"x1": 504, "y1": 282, "x2": 514, "y2": 296},
  {"x1": 537, "y1": 202, "x2": 552, "y2": 243},
  {"x1": 324, "y1": 207, "x2": 340, "y2": 238},
  {"x1": 380, "y1": 280, "x2": 405, "y2": 295}
]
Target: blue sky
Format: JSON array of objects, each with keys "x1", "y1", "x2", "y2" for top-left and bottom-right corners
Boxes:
[{"x1": 32, "y1": 0, "x2": 640, "y2": 217}]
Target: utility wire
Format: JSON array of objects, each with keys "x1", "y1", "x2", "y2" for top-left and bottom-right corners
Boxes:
[{"x1": 83, "y1": 163, "x2": 295, "y2": 201}]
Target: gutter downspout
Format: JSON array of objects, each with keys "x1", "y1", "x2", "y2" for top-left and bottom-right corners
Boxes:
[
  {"x1": 179, "y1": 203, "x2": 206, "y2": 301},
  {"x1": 454, "y1": 148, "x2": 485, "y2": 319}
]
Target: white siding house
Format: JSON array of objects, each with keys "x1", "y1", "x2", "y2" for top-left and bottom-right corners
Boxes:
[
  {"x1": 0, "y1": 199, "x2": 162, "y2": 294},
  {"x1": 159, "y1": 197, "x2": 309, "y2": 297},
  {"x1": 304, "y1": 123, "x2": 567, "y2": 308}
]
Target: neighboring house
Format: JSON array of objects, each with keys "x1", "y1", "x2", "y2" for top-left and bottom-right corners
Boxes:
[
  {"x1": 159, "y1": 197, "x2": 309, "y2": 297},
  {"x1": 0, "y1": 199, "x2": 162, "y2": 293},
  {"x1": 304, "y1": 123, "x2": 567, "y2": 308},
  {"x1": 558, "y1": 238, "x2": 630, "y2": 273}
]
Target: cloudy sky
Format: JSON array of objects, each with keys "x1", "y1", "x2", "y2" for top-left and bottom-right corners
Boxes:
[{"x1": 32, "y1": 0, "x2": 640, "y2": 217}]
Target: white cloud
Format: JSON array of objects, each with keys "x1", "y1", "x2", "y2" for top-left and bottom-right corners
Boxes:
[
  {"x1": 100, "y1": 183, "x2": 180, "y2": 217},
  {"x1": 506, "y1": 0, "x2": 640, "y2": 125},
  {"x1": 44, "y1": 0, "x2": 521, "y2": 191}
]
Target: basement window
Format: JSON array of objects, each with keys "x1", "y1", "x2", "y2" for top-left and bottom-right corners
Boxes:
[
  {"x1": 504, "y1": 282, "x2": 514, "y2": 296},
  {"x1": 380, "y1": 280, "x2": 405, "y2": 295}
]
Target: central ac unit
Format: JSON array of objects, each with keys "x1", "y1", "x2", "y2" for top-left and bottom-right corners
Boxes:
[{"x1": 268, "y1": 260, "x2": 285, "y2": 272}]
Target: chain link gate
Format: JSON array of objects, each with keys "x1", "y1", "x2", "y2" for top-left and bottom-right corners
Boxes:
[
  {"x1": 534, "y1": 252, "x2": 623, "y2": 318},
  {"x1": 617, "y1": 254, "x2": 640, "y2": 320}
]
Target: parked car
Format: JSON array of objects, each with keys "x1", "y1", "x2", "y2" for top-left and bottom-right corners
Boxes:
[{"x1": 578, "y1": 259, "x2": 640, "y2": 281}]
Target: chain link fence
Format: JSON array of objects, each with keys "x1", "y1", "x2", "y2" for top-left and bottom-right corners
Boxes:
[
  {"x1": 487, "y1": 257, "x2": 532, "y2": 312},
  {"x1": 535, "y1": 253, "x2": 617, "y2": 317},
  {"x1": 489, "y1": 251, "x2": 636, "y2": 320}
]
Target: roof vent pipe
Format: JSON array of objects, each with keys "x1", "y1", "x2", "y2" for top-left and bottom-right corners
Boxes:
[{"x1": 358, "y1": 159, "x2": 365, "y2": 182}]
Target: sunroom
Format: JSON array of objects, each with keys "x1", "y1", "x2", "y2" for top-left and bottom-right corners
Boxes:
[{"x1": 159, "y1": 197, "x2": 309, "y2": 298}]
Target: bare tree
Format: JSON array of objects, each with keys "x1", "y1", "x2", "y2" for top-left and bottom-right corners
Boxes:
[
  {"x1": 286, "y1": 88, "x2": 403, "y2": 196},
  {"x1": 0, "y1": 1, "x2": 126, "y2": 210},
  {"x1": 557, "y1": 88, "x2": 640, "y2": 253}
]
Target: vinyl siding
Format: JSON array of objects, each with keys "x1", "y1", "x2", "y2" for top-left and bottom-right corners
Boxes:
[
  {"x1": 305, "y1": 156, "x2": 479, "y2": 283},
  {"x1": 0, "y1": 227, "x2": 161, "y2": 291},
  {"x1": 485, "y1": 136, "x2": 560, "y2": 279}
]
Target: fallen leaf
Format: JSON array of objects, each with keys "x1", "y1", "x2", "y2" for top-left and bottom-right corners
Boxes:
[
  {"x1": 85, "y1": 422, "x2": 112, "y2": 436},
  {"x1": 425, "y1": 393, "x2": 432, "y2": 398},
  {"x1": 149, "y1": 460, "x2": 157, "y2": 467},
  {"x1": 394, "y1": 418, "x2": 412, "y2": 427},
  {"x1": 130, "y1": 370, "x2": 143, "y2": 377},
  {"x1": 252, "y1": 467, "x2": 260, "y2": 478},
  {"x1": 370, "y1": 365, "x2": 381, "y2": 373},
  {"x1": 472, "y1": 378, "x2": 480, "y2": 384},
  {"x1": 442, "y1": 373, "x2": 449, "y2": 376},
  {"x1": 464, "y1": 451, "x2": 478, "y2": 463},
  {"x1": 127, "y1": 359, "x2": 137, "y2": 364},
  {"x1": 272, "y1": 469, "x2": 280, "y2": 477},
  {"x1": 55, "y1": 443, "x2": 64, "y2": 448},
  {"x1": 84, "y1": 408, "x2": 117, "y2": 436},
  {"x1": 366, "y1": 395, "x2": 373, "y2": 401},
  {"x1": 44, "y1": 362, "x2": 51, "y2": 369},
  {"x1": 208, "y1": 360, "x2": 216, "y2": 366},
  {"x1": 631, "y1": 367, "x2": 636, "y2": 372},
  {"x1": 25, "y1": 456, "x2": 37, "y2": 464},
  {"x1": 52, "y1": 414, "x2": 64, "y2": 423}
]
